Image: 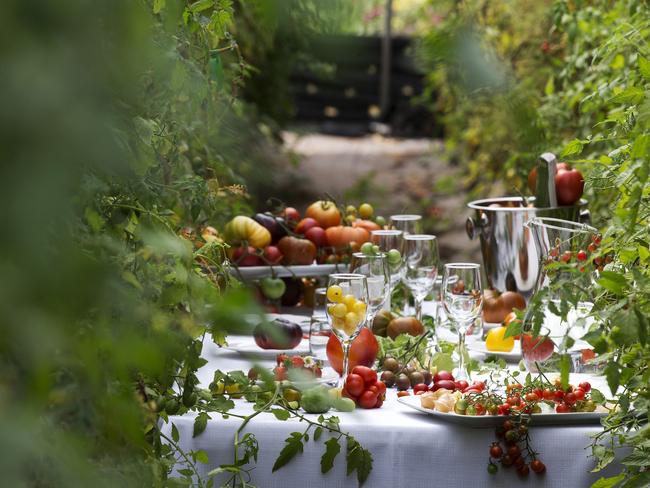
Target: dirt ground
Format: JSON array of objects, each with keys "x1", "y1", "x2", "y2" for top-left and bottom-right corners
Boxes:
[{"x1": 281, "y1": 131, "x2": 481, "y2": 262}]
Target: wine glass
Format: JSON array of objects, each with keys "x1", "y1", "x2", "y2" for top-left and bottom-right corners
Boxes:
[
  {"x1": 370, "y1": 230, "x2": 404, "y2": 310},
  {"x1": 390, "y1": 214, "x2": 422, "y2": 235},
  {"x1": 442, "y1": 263, "x2": 483, "y2": 379},
  {"x1": 349, "y1": 252, "x2": 390, "y2": 324},
  {"x1": 403, "y1": 235, "x2": 439, "y2": 321},
  {"x1": 325, "y1": 274, "x2": 369, "y2": 385}
]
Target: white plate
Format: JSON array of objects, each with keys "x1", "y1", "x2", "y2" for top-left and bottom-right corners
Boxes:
[
  {"x1": 468, "y1": 341, "x2": 522, "y2": 362},
  {"x1": 397, "y1": 395, "x2": 606, "y2": 427},
  {"x1": 220, "y1": 335, "x2": 311, "y2": 358},
  {"x1": 229, "y1": 263, "x2": 347, "y2": 281}
]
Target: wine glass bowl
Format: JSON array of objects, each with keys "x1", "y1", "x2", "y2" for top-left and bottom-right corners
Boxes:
[
  {"x1": 442, "y1": 263, "x2": 483, "y2": 379},
  {"x1": 325, "y1": 273, "x2": 369, "y2": 383},
  {"x1": 370, "y1": 230, "x2": 404, "y2": 286},
  {"x1": 402, "y1": 235, "x2": 440, "y2": 320},
  {"x1": 349, "y1": 253, "x2": 390, "y2": 322},
  {"x1": 390, "y1": 214, "x2": 422, "y2": 235}
]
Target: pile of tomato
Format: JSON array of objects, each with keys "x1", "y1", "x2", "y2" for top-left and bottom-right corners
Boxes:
[
  {"x1": 272, "y1": 354, "x2": 323, "y2": 381},
  {"x1": 342, "y1": 366, "x2": 387, "y2": 409}
]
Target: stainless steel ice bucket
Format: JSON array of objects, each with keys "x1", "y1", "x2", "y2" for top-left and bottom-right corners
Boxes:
[{"x1": 466, "y1": 197, "x2": 589, "y2": 301}]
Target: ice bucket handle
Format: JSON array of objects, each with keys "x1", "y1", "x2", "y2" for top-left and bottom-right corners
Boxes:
[
  {"x1": 579, "y1": 208, "x2": 591, "y2": 224},
  {"x1": 466, "y1": 213, "x2": 489, "y2": 240}
]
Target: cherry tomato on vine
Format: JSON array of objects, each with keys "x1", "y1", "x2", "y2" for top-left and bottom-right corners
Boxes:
[
  {"x1": 556, "y1": 403, "x2": 571, "y2": 413},
  {"x1": 514, "y1": 456, "x2": 526, "y2": 469},
  {"x1": 498, "y1": 403, "x2": 511, "y2": 415},
  {"x1": 490, "y1": 443, "x2": 503, "y2": 458},
  {"x1": 533, "y1": 388, "x2": 544, "y2": 399},
  {"x1": 374, "y1": 380, "x2": 387, "y2": 396},
  {"x1": 553, "y1": 389, "x2": 565, "y2": 402},
  {"x1": 525, "y1": 392, "x2": 539, "y2": 402},
  {"x1": 579, "y1": 381, "x2": 591, "y2": 392},
  {"x1": 561, "y1": 251, "x2": 572, "y2": 263},
  {"x1": 574, "y1": 388, "x2": 585, "y2": 401},
  {"x1": 542, "y1": 388, "x2": 555, "y2": 400},
  {"x1": 455, "y1": 380, "x2": 469, "y2": 391},
  {"x1": 517, "y1": 464, "x2": 530, "y2": 477},
  {"x1": 505, "y1": 430, "x2": 520, "y2": 443},
  {"x1": 531, "y1": 459, "x2": 546, "y2": 473},
  {"x1": 577, "y1": 250, "x2": 587, "y2": 261},
  {"x1": 487, "y1": 463, "x2": 498, "y2": 475},
  {"x1": 508, "y1": 445, "x2": 521, "y2": 458},
  {"x1": 507, "y1": 395, "x2": 522, "y2": 406},
  {"x1": 564, "y1": 392, "x2": 577, "y2": 405},
  {"x1": 351, "y1": 365, "x2": 377, "y2": 385},
  {"x1": 413, "y1": 383, "x2": 429, "y2": 394},
  {"x1": 502, "y1": 420, "x2": 514, "y2": 431}
]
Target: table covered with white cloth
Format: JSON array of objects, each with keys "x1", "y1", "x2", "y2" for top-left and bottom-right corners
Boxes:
[{"x1": 164, "y1": 311, "x2": 623, "y2": 487}]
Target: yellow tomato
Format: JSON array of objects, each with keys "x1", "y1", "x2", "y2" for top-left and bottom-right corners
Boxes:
[
  {"x1": 332, "y1": 317, "x2": 345, "y2": 331},
  {"x1": 485, "y1": 326, "x2": 515, "y2": 352},
  {"x1": 329, "y1": 303, "x2": 347, "y2": 318},
  {"x1": 342, "y1": 294, "x2": 357, "y2": 310},
  {"x1": 352, "y1": 301, "x2": 367, "y2": 315},
  {"x1": 359, "y1": 203, "x2": 374, "y2": 219},
  {"x1": 344, "y1": 312, "x2": 360, "y2": 328},
  {"x1": 327, "y1": 285, "x2": 343, "y2": 302}
]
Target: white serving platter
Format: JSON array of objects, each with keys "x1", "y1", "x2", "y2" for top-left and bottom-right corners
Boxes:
[
  {"x1": 229, "y1": 263, "x2": 348, "y2": 281},
  {"x1": 397, "y1": 395, "x2": 607, "y2": 427},
  {"x1": 468, "y1": 341, "x2": 522, "y2": 362}
]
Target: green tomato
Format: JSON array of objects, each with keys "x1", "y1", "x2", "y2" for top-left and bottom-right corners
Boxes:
[
  {"x1": 387, "y1": 249, "x2": 401, "y2": 264},
  {"x1": 300, "y1": 386, "x2": 331, "y2": 414},
  {"x1": 165, "y1": 399, "x2": 179, "y2": 415},
  {"x1": 260, "y1": 277, "x2": 286, "y2": 300},
  {"x1": 360, "y1": 242, "x2": 374, "y2": 255},
  {"x1": 454, "y1": 398, "x2": 468, "y2": 414},
  {"x1": 372, "y1": 245, "x2": 380, "y2": 254},
  {"x1": 332, "y1": 397, "x2": 356, "y2": 412},
  {"x1": 466, "y1": 404, "x2": 477, "y2": 416},
  {"x1": 375, "y1": 216, "x2": 386, "y2": 227}
]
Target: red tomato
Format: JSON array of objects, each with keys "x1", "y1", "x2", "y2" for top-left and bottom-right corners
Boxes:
[
  {"x1": 263, "y1": 246, "x2": 283, "y2": 264},
  {"x1": 413, "y1": 383, "x2": 429, "y2": 394},
  {"x1": 231, "y1": 246, "x2": 262, "y2": 266},
  {"x1": 542, "y1": 389, "x2": 554, "y2": 400},
  {"x1": 344, "y1": 374, "x2": 365, "y2": 398},
  {"x1": 578, "y1": 381, "x2": 591, "y2": 392},
  {"x1": 375, "y1": 397, "x2": 383, "y2": 408},
  {"x1": 305, "y1": 226, "x2": 328, "y2": 247},
  {"x1": 525, "y1": 392, "x2": 539, "y2": 402},
  {"x1": 295, "y1": 218, "x2": 319, "y2": 235},
  {"x1": 471, "y1": 380, "x2": 486, "y2": 392},
  {"x1": 358, "y1": 390, "x2": 379, "y2": 409},
  {"x1": 531, "y1": 460, "x2": 546, "y2": 473},
  {"x1": 533, "y1": 388, "x2": 544, "y2": 399},
  {"x1": 374, "y1": 381, "x2": 386, "y2": 396},
  {"x1": 564, "y1": 392, "x2": 577, "y2": 405},
  {"x1": 351, "y1": 366, "x2": 377, "y2": 387},
  {"x1": 553, "y1": 389, "x2": 564, "y2": 402},
  {"x1": 432, "y1": 380, "x2": 456, "y2": 391},
  {"x1": 273, "y1": 365, "x2": 287, "y2": 381},
  {"x1": 276, "y1": 354, "x2": 289, "y2": 366},
  {"x1": 367, "y1": 385, "x2": 378, "y2": 395},
  {"x1": 433, "y1": 370, "x2": 454, "y2": 382},
  {"x1": 497, "y1": 404, "x2": 511, "y2": 415},
  {"x1": 290, "y1": 356, "x2": 304, "y2": 368},
  {"x1": 555, "y1": 168, "x2": 584, "y2": 206},
  {"x1": 556, "y1": 403, "x2": 571, "y2": 413},
  {"x1": 475, "y1": 403, "x2": 486, "y2": 416},
  {"x1": 507, "y1": 395, "x2": 522, "y2": 406},
  {"x1": 326, "y1": 328, "x2": 378, "y2": 374},
  {"x1": 574, "y1": 388, "x2": 585, "y2": 401},
  {"x1": 397, "y1": 391, "x2": 410, "y2": 397},
  {"x1": 283, "y1": 207, "x2": 300, "y2": 225},
  {"x1": 577, "y1": 250, "x2": 587, "y2": 262},
  {"x1": 455, "y1": 380, "x2": 469, "y2": 391}
]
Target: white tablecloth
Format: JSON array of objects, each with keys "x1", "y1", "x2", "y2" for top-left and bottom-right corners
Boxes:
[{"x1": 165, "y1": 313, "x2": 624, "y2": 487}]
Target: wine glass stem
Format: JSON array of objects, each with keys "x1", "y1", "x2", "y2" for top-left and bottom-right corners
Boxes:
[
  {"x1": 340, "y1": 340, "x2": 351, "y2": 387},
  {"x1": 457, "y1": 326, "x2": 469, "y2": 380},
  {"x1": 414, "y1": 298, "x2": 423, "y2": 322}
]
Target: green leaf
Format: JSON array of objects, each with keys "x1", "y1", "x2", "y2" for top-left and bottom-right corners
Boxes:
[
  {"x1": 430, "y1": 352, "x2": 454, "y2": 372},
  {"x1": 171, "y1": 423, "x2": 180, "y2": 443},
  {"x1": 272, "y1": 432, "x2": 304, "y2": 472},
  {"x1": 592, "y1": 444, "x2": 615, "y2": 472},
  {"x1": 591, "y1": 474, "x2": 625, "y2": 488},
  {"x1": 193, "y1": 412, "x2": 210, "y2": 437},
  {"x1": 622, "y1": 450, "x2": 650, "y2": 467},
  {"x1": 561, "y1": 139, "x2": 585, "y2": 157},
  {"x1": 321, "y1": 438, "x2": 340, "y2": 474},
  {"x1": 597, "y1": 271, "x2": 628, "y2": 295},
  {"x1": 194, "y1": 449, "x2": 209, "y2": 464},
  {"x1": 153, "y1": 0, "x2": 165, "y2": 14},
  {"x1": 631, "y1": 134, "x2": 650, "y2": 159},
  {"x1": 604, "y1": 362, "x2": 620, "y2": 394},
  {"x1": 590, "y1": 388, "x2": 605, "y2": 404},
  {"x1": 270, "y1": 408, "x2": 290, "y2": 421},
  {"x1": 314, "y1": 426, "x2": 323, "y2": 442},
  {"x1": 609, "y1": 87, "x2": 645, "y2": 105},
  {"x1": 639, "y1": 57, "x2": 650, "y2": 81},
  {"x1": 620, "y1": 472, "x2": 650, "y2": 488},
  {"x1": 189, "y1": 0, "x2": 214, "y2": 14},
  {"x1": 84, "y1": 207, "x2": 104, "y2": 232}
]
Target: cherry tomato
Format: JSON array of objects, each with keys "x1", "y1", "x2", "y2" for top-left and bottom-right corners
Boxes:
[
  {"x1": 475, "y1": 403, "x2": 486, "y2": 416},
  {"x1": 470, "y1": 380, "x2": 486, "y2": 392},
  {"x1": 433, "y1": 370, "x2": 454, "y2": 382},
  {"x1": 542, "y1": 388, "x2": 554, "y2": 400},
  {"x1": 466, "y1": 405, "x2": 477, "y2": 416},
  {"x1": 501, "y1": 454, "x2": 514, "y2": 467},
  {"x1": 498, "y1": 404, "x2": 511, "y2": 415},
  {"x1": 506, "y1": 383, "x2": 523, "y2": 393},
  {"x1": 574, "y1": 388, "x2": 585, "y2": 401},
  {"x1": 374, "y1": 381, "x2": 387, "y2": 397},
  {"x1": 531, "y1": 459, "x2": 546, "y2": 473},
  {"x1": 564, "y1": 392, "x2": 577, "y2": 405},
  {"x1": 505, "y1": 430, "x2": 520, "y2": 443},
  {"x1": 344, "y1": 374, "x2": 365, "y2": 397},
  {"x1": 276, "y1": 354, "x2": 289, "y2": 366},
  {"x1": 514, "y1": 456, "x2": 525, "y2": 469},
  {"x1": 508, "y1": 445, "x2": 521, "y2": 458},
  {"x1": 561, "y1": 251, "x2": 572, "y2": 263},
  {"x1": 374, "y1": 397, "x2": 383, "y2": 408},
  {"x1": 290, "y1": 356, "x2": 305, "y2": 368},
  {"x1": 487, "y1": 463, "x2": 498, "y2": 475},
  {"x1": 553, "y1": 389, "x2": 565, "y2": 402},
  {"x1": 454, "y1": 380, "x2": 469, "y2": 391},
  {"x1": 502, "y1": 420, "x2": 514, "y2": 431},
  {"x1": 358, "y1": 390, "x2": 378, "y2": 409},
  {"x1": 506, "y1": 395, "x2": 522, "y2": 406},
  {"x1": 413, "y1": 383, "x2": 429, "y2": 394},
  {"x1": 533, "y1": 388, "x2": 544, "y2": 399},
  {"x1": 517, "y1": 464, "x2": 530, "y2": 477},
  {"x1": 351, "y1": 366, "x2": 377, "y2": 387},
  {"x1": 525, "y1": 392, "x2": 539, "y2": 402},
  {"x1": 577, "y1": 250, "x2": 587, "y2": 261},
  {"x1": 556, "y1": 403, "x2": 571, "y2": 413},
  {"x1": 397, "y1": 391, "x2": 410, "y2": 398},
  {"x1": 578, "y1": 381, "x2": 591, "y2": 392},
  {"x1": 490, "y1": 443, "x2": 503, "y2": 458},
  {"x1": 588, "y1": 242, "x2": 597, "y2": 253}
]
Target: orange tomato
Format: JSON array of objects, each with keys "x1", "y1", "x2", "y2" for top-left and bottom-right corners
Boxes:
[
  {"x1": 352, "y1": 219, "x2": 381, "y2": 233},
  {"x1": 326, "y1": 327, "x2": 378, "y2": 375},
  {"x1": 305, "y1": 201, "x2": 341, "y2": 229},
  {"x1": 325, "y1": 226, "x2": 370, "y2": 249}
]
